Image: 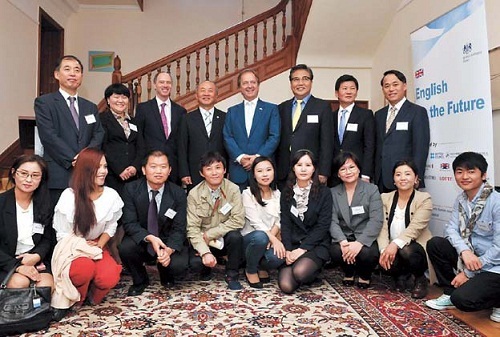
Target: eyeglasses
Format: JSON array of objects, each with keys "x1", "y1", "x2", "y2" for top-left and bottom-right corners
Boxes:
[
  {"x1": 15, "y1": 170, "x2": 42, "y2": 180},
  {"x1": 338, "y1": 165, "x2": 358, "y2": 175},
  {"x1": 291, "y1": 76, "x2": 311, "y2": 83}
]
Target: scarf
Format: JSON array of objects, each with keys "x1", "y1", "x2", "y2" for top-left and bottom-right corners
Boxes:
[{"x1": 293, "y1": 181, "x2": 312, "y2": 221}]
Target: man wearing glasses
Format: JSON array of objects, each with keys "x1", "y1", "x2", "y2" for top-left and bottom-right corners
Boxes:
[{"x1": 275, "y1": 64, "x2": 333, "y2": 188}]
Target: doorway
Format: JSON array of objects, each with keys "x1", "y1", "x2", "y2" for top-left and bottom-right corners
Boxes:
[{"x1": 38, "y1": 8, "x2": 64, "y2": 96}]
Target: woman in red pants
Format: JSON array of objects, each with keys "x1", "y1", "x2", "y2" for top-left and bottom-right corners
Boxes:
[{"x1": 51, "y1": 148, "x2": 123, "y2": 321}]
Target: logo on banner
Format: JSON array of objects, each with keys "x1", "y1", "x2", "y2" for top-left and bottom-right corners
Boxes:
[
  {"x1": 463, "y1": 41, "x2": 482, "y2": 63},
  {"x1": 415, "y1": 68, "x2": 424, "y2": 78},
  {"x1": 463, "y1": 42, "x2": 472, "y2": 55},
  {"x1": 440, "y1": 163, "x2": 450, "y2": 170},
  {"x1": 430, "y1": 152, "x2": 444, "y2": 159}
]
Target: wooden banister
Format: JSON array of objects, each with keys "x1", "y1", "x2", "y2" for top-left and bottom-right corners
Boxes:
[{"x1": 97, "y1": 0, "x2": 312, "y2": 113}]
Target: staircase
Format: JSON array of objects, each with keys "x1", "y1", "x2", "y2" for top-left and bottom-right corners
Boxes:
[{"x1": 97, "y1": 0, "x2": 313, "y2": 113}]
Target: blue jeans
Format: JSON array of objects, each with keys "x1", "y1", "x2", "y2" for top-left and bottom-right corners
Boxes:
[{"x1": 243, "y1": 230, "x2": 284, "y2": 274}]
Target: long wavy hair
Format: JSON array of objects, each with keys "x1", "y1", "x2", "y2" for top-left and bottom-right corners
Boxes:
[
  {"x1": 248, "y1": 156, "x2": 277, "y2": 207},
  {"x1": 283, "y1": 149, "x2": 320, "y2": 201},
  {"x1": 9, "y1": 154, "x2": 52, "y2": 224},
  {"x1": 70, "y1": 148, "x2": 104, "y2": 238}
]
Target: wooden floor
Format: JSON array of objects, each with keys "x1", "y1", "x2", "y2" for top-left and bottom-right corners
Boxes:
[{"x1": 427, "y1": 285, "x2": 500, "y2": 336}]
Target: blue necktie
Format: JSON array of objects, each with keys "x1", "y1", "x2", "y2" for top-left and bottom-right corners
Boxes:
[
  {"x1": 147, "y1": 190, "x2": 159, "y2": 256},
  {"x1": 338, "y1": 109, "x2": 348, "y2": 143}
]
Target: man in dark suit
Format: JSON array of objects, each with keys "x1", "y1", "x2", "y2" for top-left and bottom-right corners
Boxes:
[
  {"x1": 223, "y1": 69, "x2": 280, "y2": 190},
  {"x1": 119, "y1": 150, "x2": 188, "y2": 296},
  {"x1": 330, "y1": 74, "x2": 375, "y2": 187},
  {"x1": 34, "y1": 55, "x2": 104, "y2": 206},
  {"x1": 178, "y1": 81, "x2": 227, "y2": 191},
  {"x1": 276, "y1": 64, "x2": 333, "y2": 188},
  {"x1": 374, "y1": 70, "x2": 430, "y2": 192},
  {"x1": 135, "y1": 72, "x2": 187, "y2": 185}
]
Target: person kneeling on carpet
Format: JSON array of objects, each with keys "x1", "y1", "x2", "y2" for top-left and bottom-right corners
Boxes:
[
  {"x1": 51, "y1": 148, "x2": 123, "y2": 321},
  {"x1": 425, "y1": 152, "x2": 500, "y2": 323},
  {"x1": 186, "y1": 151, "x2": 245, "y2": 290},
  {"x1": 278, "y1": 150, "x2": 333, "y2": 294},
  {"x1": 377, "y1": 160, "x2": 433, "y2": 299},
  {"x1": 119, "y1": 150, "x2": 190, "y2": 296}
]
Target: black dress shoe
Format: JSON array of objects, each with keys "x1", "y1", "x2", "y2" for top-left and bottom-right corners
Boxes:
[
  {"x1": 357, "y1": 278, "x2": 371, "y2": 289},
  {"x1": 200, "y1": 269, "x2": 213, "y2": 282},
  {"x1": 52, "y1": 308, "x2": 69, "y2": 322},
  {"x1": 394, "y1": 275, "x2": 407, "y2": 292},
  {"x1": 411, "y1": 276, "x2": 428, "y2": 299},
  {"x1": 127, "y1": 281, "x2": 149, "y2": 296},
  {"x1": 161, "y1": 279, "x2": 176, "y2": 289},
  {"x1": 342, "y1": 277, "x2": 355, "y2": 287}
]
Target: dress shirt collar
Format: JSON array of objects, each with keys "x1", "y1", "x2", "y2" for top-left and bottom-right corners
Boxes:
[
  {"x1": 155, "y1": 96, "x2": 171, "y2": 109},
  {"x1": 111, "y1": 110, "x2": 131, "y2": 121},
  {"x1": 339, "y1": 103, "x2": 355, "y2": 114},
  {"x1": 293, "y1": 94, "x2": 311, "y2": 106},
  {"x1": 59, "y1": 88, "x2": 79, "y2": 101},
  {"x1": 200, "y1": 107, "x2": 214, "y2": 115},
  {"x1": 244, "y1": 98, "x2": 259, "y2": 107},
  {"x1": 146, "y1": 182, "x2": 165, "y2": 200},
  {"x1": 389, "y1": 97, "x2": 406, "y2": 112}
]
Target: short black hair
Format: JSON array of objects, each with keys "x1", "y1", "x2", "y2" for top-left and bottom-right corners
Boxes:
[
  {"x1": 289, "y1": 64, "x2": 313, "y2": 81},
  {"x1": 335, "y1": 74, "x2": 359, "y2": 91},
  {"x1": 392, "y1": 159, "x2": 419, "y2": 176},
  {"x1": 453, "y1": 152, "x2": 488, "y2": 174},
  {"x1": 237, "y1": 68, "x2": 260, "y2": 87},
  {"x1": 55, "y1": 55, "x2": 84, "y2": 73},
  {"x1": 199, "y1": 151, "x2": 226, "y2": 171},
  {"x1": 104, "y1": 83, "x2": 130, "y2": 101},
  {"x1": 142, "y1": 150, "x2": 169, "y2": 167},
  {"x1": 332, "y1": 151, "x2": 362, "y2": 176},
  {"x1": 380, "y1": 69, "x2": 407, "y2": 86}
]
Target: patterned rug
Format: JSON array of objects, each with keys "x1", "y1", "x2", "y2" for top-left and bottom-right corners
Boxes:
[{"x1": 18, "y1": 267, "x2": 483, "y2": 337}]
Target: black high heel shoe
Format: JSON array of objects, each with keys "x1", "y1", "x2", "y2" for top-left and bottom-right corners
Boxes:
[
  {"x1": 245, "y1": 273, "x2": 263, "y2": 289},
  {"x1": 342, "y1": 276, "x2": 355, "y2": 287}
]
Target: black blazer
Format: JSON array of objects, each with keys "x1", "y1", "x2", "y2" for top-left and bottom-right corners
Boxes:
[
  {"x1": 34, "y1": 91, "x2": 104, "y2": 189},
  {"x1": 99, "y1": 110, "x2": 146, "y2": 195},
  {"x1": 330, "y1": 105, "x2": 375, "y2": 185},
  {"x1": 280, "y1": 185, "x2": 333, "y2": 261},
  {"x1": 178, "y1": 107, "x2": 227, "y2": 187},
  {"x1": 135, "y1": 98, "x2": 187, "y2": 183},
  {"x1": 0, "y1": 189, "x2": 53, "y2": 276},
  {"x1": 121, "y1": 178, "x2": 187, "y2": 252},
  {"x1": 374, "y1": 100, "x2": 430, "y2": 190},
  {"x1": 276, "y1": 96, "x2": 333, "y2": 181}
]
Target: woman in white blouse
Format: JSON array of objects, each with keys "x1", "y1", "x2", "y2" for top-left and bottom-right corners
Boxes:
[
  {"x1": 241, "y1": 157, "x2": 285, "y2": 288},
  {"x1": 52, "y1": 148, "x2": 123, "y2": 321},
  {"x1": 0, "y1": 155, "x2": 53, "y2": 288},
  {"x1": 377, "y1": 160, "x2": 433, "y2": 299}
]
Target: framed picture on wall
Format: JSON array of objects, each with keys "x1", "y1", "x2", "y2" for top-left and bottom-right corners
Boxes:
[{"x1": 89, "y1": 51, "x2": 114, "y2": 72}]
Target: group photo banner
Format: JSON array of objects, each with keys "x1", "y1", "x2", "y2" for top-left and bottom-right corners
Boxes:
[{"x1": 410, "y1": 0, "x2": 493, "y2": 235}]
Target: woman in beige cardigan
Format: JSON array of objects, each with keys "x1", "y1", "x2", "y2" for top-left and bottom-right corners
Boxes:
[{"x1": 377, "y1": 160, "x2": 434, "y2": 299}]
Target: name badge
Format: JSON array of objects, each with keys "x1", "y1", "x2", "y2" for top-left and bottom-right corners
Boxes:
[
  {"x1": 129, "y1": 123, "x2": 138, "y2": 132},
  {"x1": 290, "y1": 205, "x2": 299, "y2": 217},
  {"x1": 85, "y1": 114, "x2": 96, "y2": 124},
  {"x1": 346, "y1": 123, "x2": 358, "y2": 132},
  {"x1": 396, "y1": 122, "x2": 408, "y2": 130},
  {"x1": 165, "y1": 208, "x2": 177, "y2": 219},
  {"x1": 307, "y1": 115, "x2": 319, "y2": 123},
  {"x1": 220, "y1": 203, "x2": 232, "y2": 215},
  {"x1": 33, "y1": 222, "x2": 44, "y2": 234},
  {"x1": 476, "y1": 221, "x2": 492, "y2": 232},
  {"x1": 351, "y1": 206, "x2": 365, "y2": 215}
]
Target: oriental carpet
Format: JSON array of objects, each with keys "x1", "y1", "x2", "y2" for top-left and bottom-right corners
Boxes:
[{"x1": 18, "y1": 267, "x2": 483, "y2": 337}]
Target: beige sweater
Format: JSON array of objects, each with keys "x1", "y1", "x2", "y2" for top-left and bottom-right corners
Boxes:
[{"x1": 51, "y1": 235, "x2": 102, "y2": 309}]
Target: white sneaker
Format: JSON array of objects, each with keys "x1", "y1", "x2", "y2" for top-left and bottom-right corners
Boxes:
[
  {"x1": 490, "y1": 307, "x2": 500, "y2": 323},
  {"x1": 425, "y1": 294, "x2": 455, "y2": 310}
]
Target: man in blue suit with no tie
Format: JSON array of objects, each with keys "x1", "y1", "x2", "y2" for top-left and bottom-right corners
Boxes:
[{"x1": 223, "y1": 69, "x2": 280, "y2": 190}]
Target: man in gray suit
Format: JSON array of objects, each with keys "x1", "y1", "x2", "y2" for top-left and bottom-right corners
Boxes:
[
  {"x1": 374, "y1": 70, "x2": 430, "y2": 192},
  {"x1": 35, "y1": 55, "x2": 104, "y2": 206}
]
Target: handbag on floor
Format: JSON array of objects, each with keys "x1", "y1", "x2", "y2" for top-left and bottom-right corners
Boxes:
[{"x1": 0, "y1": 262, "x2": 52, "y2": 335}]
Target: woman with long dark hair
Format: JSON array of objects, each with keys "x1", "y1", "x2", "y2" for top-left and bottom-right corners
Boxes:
[
  {"x1": 51, "y1": 148, "x2": 123, "y2": 321},
  {"x1": 278, "y1": 150, "x2": 332, "y2": 294},
  {"x1": 377, "y1": 160, "x2": 432, "y2": 298},
  {"x1": 241, "y1": 156, "x2": 285, "y2": 288},
  {"x1": 0, "y1": 155, "x2": 53, "y2": 288},
  {"x1": 329, "y1": 151, "x2": 383, "y2": 289}
]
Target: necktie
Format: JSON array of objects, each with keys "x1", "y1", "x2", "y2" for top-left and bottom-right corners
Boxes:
[
  {"x1": 160, "y1": 103, "x2": 170, "y2": 139},
  {"x1": 147, "y1": 190, "x2": 159, "y2": 256},
  {"x1": 292, "y1": 99, "x2": 303, "y2": 131},
  {"x1": 338, "y1": 109, "x2": 348, "y2": 143},
  {"x1": 118, "y1": 116, "x2": 130, "y2": 139},
  {"x1": 68, "y1": 96, "x2": 79, "y2": 130},
  {"x1": 386, "y1": 106, "x2": 397, "y2": 133},
  {"x1": 203, "y1": 110, "x2": 212, "y2": 136}
]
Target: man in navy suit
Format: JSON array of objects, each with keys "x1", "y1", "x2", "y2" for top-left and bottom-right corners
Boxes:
[
  {"x1": 34, "y1": 55, "x2": 104, "y2": 206},
  {"x1": 374, "y1": 70, "x2": 430, "y2": 192},
  {"x1": 119, "y1": 150, "x2": 188, "y2": 295},
  {"x1": 330, "y1": 74, "x2": 375, "y2": 187},
  {"x1": 135, "y1": 72, "x2": 187, "y2": 185},
  {"x1": 179, "y1": 81, "x2": 227, "y2": 191},
  {"x1": 275, "y1": 64, "x2": 333, "y2": 188},
  {"x1": 223, "y1": 69, "x2": 280, "y2": 190}
]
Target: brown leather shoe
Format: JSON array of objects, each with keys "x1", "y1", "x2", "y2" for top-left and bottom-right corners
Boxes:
[{"x1": 411, "y1": 276, "x2": 428, "y2": 299}]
